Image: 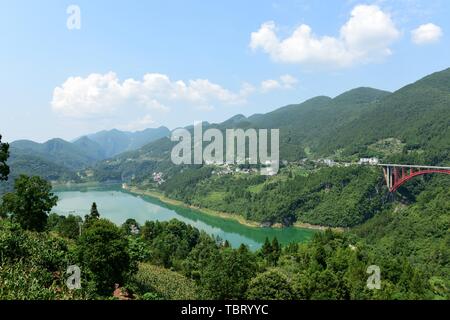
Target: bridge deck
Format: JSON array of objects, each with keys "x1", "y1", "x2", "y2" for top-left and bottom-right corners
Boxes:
[{"x1": 378, "y1": 164, "x2": 450, "y2": 170}]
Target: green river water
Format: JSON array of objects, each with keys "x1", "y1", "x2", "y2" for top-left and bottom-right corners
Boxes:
[{"x1": 53, "y1": 185, "x2": 316, "y2": 251}]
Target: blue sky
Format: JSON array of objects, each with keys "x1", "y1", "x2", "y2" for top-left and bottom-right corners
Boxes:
[{"x1": 0, "y1": 0, "x2": 449, "y2": 142}]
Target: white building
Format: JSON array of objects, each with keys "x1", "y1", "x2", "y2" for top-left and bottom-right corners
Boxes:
[{"x1": 359, "y1": 157, "x2": 379, "y2": 165}]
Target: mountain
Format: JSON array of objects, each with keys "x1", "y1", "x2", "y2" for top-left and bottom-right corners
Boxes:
[
  {"x1": 7, "y1": 126, "x2": 170, "y2": 175},
  {"x1": 80, "y1": 126, "x2": 170, "y2": 158},
  {"x1": 90, "y1": 69, "x2": 450, "y2": 227},
  {"x1": 0, "y1": 152, "x2": 79, "y2": 194},
  {"x1": 10, "y1": 138, "x2": 100, "y2": 170},
  {"x1": 0, "y1": 126, "x2": 171, "y2": 194},
  {"x1": 317, "y1": 69, "x2": 450, "y2": 164},
  {"x1": 72, "y1": 136, "x2": 106, "y2": 160},
  {"x1": 101, "y1": 68, "x2": 450, "y2": 173},
  {"x1": 93, "y1": 86, "x2": 391, "y2": 173}
]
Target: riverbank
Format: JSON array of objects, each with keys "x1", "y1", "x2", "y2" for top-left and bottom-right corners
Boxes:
[
  {"x1": 124, "y1": 185, "x2": 262, "y2": 228},
  {"x1": 124, "y1": 185, "x2": 342, "y2": 232},
  {"x1": 52, "y1": 181, "x2": 103, "y2": 190}
]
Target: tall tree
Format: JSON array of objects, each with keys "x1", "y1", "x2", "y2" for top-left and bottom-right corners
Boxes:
[
  {"x1": 1, "y1": 175, "x2": 58, "y2": 231},
  {"x1": 0, "y1": 134, "x2": 9, "y2": 181},
  {"x1": 271, "y1": 237, "x2": 281, "y2": 266},
  {"x1": 85, "y1": 202, "x2": 100, "y2": 224},
  {"x1": 261, "y1": 237, "x2": 272, "y2": 257},
  {"x1": 77, "y1": 219, "x2": 132, "y2": 295},
  {"x1": 90, "y1": 202, "x2": 100, "y2": 219}
]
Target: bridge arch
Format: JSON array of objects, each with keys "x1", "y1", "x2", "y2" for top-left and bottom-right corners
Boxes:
[
  {"x1": 380, "y1": 164, "x2": 450, "y2": 193},
  {"x1": 391, "y1": 169, "x2": 450, "y2": 192}
]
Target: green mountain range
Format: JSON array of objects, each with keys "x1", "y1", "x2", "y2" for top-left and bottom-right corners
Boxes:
[
  {"x1": 93, "y1": 68, "x2": 450, "y2": 181},
  {"x1": 79, "y1": 126, "x2": 170, "y2": 158},
  {"x1": 88, "y1": 68, "x2": 450, "y2": 229},
  {"x1": 0, "y1": 127, "x2": 170, "y2": 194},
  {"x1": 3, "y1": 68, "x2": 449, "y2": 203}
]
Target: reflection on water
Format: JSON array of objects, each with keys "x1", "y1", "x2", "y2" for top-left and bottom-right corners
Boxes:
[{"x1": 53, "y1": 185, "x2": 316, "y2": 251}]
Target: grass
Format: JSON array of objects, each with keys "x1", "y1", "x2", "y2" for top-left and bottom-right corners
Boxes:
[
  {"x1": 368, "y1": 138, "x2": 405, "y2": 156},
  {"x1": 134, "y1": 263, "x2": 199, "y2": 300}
]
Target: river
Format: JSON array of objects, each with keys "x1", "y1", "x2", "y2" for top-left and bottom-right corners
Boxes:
[{"x1": 53, "y1": 185, "x2": 316, "y2": 251}]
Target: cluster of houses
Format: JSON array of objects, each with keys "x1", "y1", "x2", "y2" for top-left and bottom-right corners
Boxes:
[
  {"x1": 358, "y1": 157, "x2": 380, "y2": 165},
  {"x1": 152, "y1": 172, "x2": 165, "y2": 185},
  {"x1": 207, "y1": 159, "x2": 279, "y2": 176},
  {"x1": 212, "y1": 163, "x2": 258, "y2": 176},
  {"x1": 314, "y1": 157, "x2": 380, "y2": 167}
]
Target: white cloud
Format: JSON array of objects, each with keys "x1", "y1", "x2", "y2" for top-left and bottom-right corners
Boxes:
[
  {"x1": 119, "y1": 114, "x2": 155, "y2": 131},
  {"x1": 250, "y1": 4, "x2": 400, "y2": 68},
  {"x1": 411, "y1": 23, "x2": 443, "y2": 45},
  {"x1": 51, "y1": 72, "x2": 251, "y2": 118},
  {"x1": 261, "y1": 74, "x2": 298, "y2": 92},
  {"x1": 261, "y1": 79, "x2": 282, "y2": 92},
  {"x1": 280, "y1": 74, "x2": 298, "y2": 88}
]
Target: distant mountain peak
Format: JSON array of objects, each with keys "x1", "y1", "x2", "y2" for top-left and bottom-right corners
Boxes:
[
  {"x1": 224, "y1": 114, "x2": 247, "y2": 124},
  {"x1": 333, "y1": 87, "x2": 391, "y2": 104}
]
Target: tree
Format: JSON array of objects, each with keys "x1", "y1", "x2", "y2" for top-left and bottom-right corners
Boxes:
[
  {"x1": 201, "y1": 245, "x2": 257, "y2": 299},
  {"x1": 90, "y1": 202, "x2": 100, "y2": 218},
  {"x1": 85, "y1": 202, "x2": 100, "y2": 224},
  {"x1": 77, "y1": 219, "x2": 132, "y2": 295},
  {"x1": 246, "y1": 269, "x2": 294, "y2": 300},
  {"x1": 271, "y1": 237, "x2": 281, "y2": 266},
  {"x1": 121, "y1": 218, "x2": 140, "y2": 236},
  {"x1": 0, "y1": 134, "x2": 9, "y2": 181},
  {"x1": 58, "y1": 214, "x2": 83, "y2": 239},
  {"x1": 261, "y1": 237, "x2": 272, "y2": 257},
  {"x1": 260, "y1": 237, "x2": 281, "y2": 266},
  {"x1": 1, "y1": 175, "x2": 57, "y2": 231}
]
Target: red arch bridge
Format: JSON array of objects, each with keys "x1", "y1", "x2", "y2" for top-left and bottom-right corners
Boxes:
[{"x1": 378, "y1": 164, "x2": 450, "y2": 193}]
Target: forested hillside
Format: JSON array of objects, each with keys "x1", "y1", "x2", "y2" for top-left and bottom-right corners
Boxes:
[
  {"x1": 317, "y1": 68, "x2": 450, "y2": 163},
  {"x1": 10, "y1": 138, "x2": 100, "y2": 170}
]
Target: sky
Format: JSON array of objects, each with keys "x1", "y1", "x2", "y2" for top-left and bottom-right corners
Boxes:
[{"x1": 0, "y1": 0, "x2": 449, "y2": 142}]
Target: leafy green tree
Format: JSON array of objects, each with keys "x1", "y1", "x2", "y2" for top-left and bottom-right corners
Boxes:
[
  {"x1": 0, "y1": 134, "x2": 9, "y2": 181},
  {"x1": 58, "y1": 214, "x2": 82, "y2": 239},
  {"x1": 46, "y1": 213, "x2": 82, "y2": 239},
  {"x1": 1, "y1": 175, "x2": 57, "y2": 231},
  {"x1": 77, "y1": 219, "x2": 132, "y2": 295},
  {"x1": 201, "y1": 244, "x2": 257, "y2": 299},
  {"x1": 246, "y1": 269, "x2": 294, "y2": 300},
  {"x1": 47, "y1": 212, "x2": 64, "y2": 231},
  {"x1": 182, "y1": 232, "x2": 219, "y2": 281}
]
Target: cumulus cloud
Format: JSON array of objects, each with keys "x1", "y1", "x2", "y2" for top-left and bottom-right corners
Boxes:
[
  {"x1": 119, "y1": 114, "x2": 155, "y2": 131},
  {"x1": 261, "y1": 74, "x2": 298, "y2": 93},
  {"x1": 411, "y1": 23, "x2": 443, "y2": 45},
  {"x1": 250, "y1": 4, "x2": 401, "y2": 68},
  {"x1": 280, "y1": 74, "x2": 298, "y2": 88},
  {"x1": 51, "y1": 72, "x2": 250, "y2": 118},
  {"x1": 261, "y1": 79, "x2": 282, "y2": 92}
]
